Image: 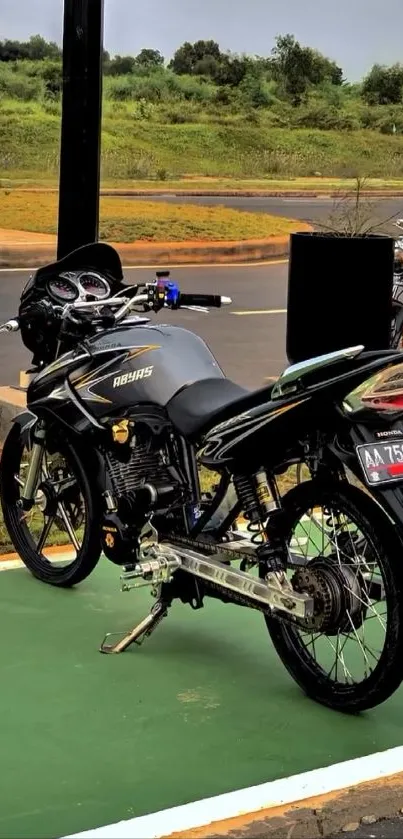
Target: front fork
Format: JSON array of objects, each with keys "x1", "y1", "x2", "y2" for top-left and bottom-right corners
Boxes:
[{"x1": 20, "y1": 421, "x2": 46, "y2": 511}]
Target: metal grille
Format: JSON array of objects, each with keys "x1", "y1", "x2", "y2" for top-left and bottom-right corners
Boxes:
[{"x1": 107, "y1": 442, "x2": 171, "y2": 497}]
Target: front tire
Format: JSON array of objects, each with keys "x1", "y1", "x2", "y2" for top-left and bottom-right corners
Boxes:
[
  {"x1": 264, "y1": 480, "x2": 403, "y2": 713},
  {"x1": 0, "y1": 423, "x2": 102, "y2": 587}
]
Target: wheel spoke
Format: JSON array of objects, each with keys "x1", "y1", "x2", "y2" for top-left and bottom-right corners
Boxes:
[
  {"x1": 282, "y1": 493, "x2": 391, "y2": 692},
  {"x1": 10, "y1": 444, "x2": 86, "y2": 567},
  {"x1": 37, "y1": 515, "x2": 56, "y2": 553},
  {"x1": 57, "y1": 502, "x2": 81, "y2": 552},
  {"x1": 326, "y1": 633, "x2": 354, "y2": 682}
]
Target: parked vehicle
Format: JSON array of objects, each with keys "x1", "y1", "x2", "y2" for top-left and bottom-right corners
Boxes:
[
  {"x1": 2, "y1": 242, "x2": 403, "y2": 714},
  {"x1": 391, "y1": 219, "x2": 403, "y2": 348}
]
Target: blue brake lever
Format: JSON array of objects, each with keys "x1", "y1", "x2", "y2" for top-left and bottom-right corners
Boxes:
[
  {"x1": 149, "y1": 278, "x2": 181, "y2": 312},
  {"x1": 164, "y1": 280, "x2": 180, "y2": 308}
]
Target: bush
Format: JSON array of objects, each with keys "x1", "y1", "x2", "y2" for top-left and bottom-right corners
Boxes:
[
  {"x1": 295, "y1": 105, "x2": 360, "y2": 131},
  {"x1": 131, "y1": 98, "x2": 156, "y2": 120},
  {"x1": 164, "y1": 107, "x2": 195, "y2": 124},
  {"x1": 106, "y1": 76, "x2": 136, "y2": 101},
  {"x1": 0, "y1": 65, "x2": 44, "y2": 100}
]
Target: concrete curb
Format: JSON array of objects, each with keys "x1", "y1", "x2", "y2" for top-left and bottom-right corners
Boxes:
[
  {"x1": 62, "y1": 751, "x2": 403, "y2": 839},
  {"x1": 164, "y1": 775, "x2": 403, "y2": 839},
  {"x1": 104, "y1": 189, "x2": 403, "y2": 199},
  {"x1": 0, "y1": 234, "x2": 299, "y2": 269},
  {"x1": 4, "y1": 187, "x2": 403, "y2": 198}
]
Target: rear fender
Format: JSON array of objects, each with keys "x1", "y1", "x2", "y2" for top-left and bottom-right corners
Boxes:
[{"x1": 332, "y1": 419, "x2": 403, "y2": 530}]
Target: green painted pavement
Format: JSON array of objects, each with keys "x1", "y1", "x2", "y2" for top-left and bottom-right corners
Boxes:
[{"x1": 1, "y1": 561, "x2": 403, "y2": 839}]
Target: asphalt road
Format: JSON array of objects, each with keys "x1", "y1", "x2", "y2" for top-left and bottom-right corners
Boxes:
[
  {"x1": 2, "y1": 195, "x2": 402, "y2": 390},
  {"x1": 127, "y1": 195, "x2": 403, "y2": 234},
  {"x1": 0, "y1": 261, "x2": 288, "y2": 389}
]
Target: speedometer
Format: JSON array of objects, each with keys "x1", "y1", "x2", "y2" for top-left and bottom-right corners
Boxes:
[
  {"x1": 48, "y1": 277, "x2": 78, "y2": 301},
  {"x1": 78, "y1": 272, "x2": 110, "y2": 299}
]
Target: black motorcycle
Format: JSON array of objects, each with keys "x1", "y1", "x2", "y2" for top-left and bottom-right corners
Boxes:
[{"x1": 3, "y1": 241, "x2": 403, "y2": 714}]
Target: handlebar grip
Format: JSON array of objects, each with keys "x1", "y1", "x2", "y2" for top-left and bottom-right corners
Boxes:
[{"x1": 178, "y1": 293, "x2": 222, "y2": 308}]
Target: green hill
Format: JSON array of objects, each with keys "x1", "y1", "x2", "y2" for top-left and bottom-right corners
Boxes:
[{"x1": 1, "y1": 105, "x2": 403, "y2": 183}]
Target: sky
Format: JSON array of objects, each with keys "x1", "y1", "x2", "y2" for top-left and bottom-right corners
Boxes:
[{"x1": 0, "y1": 0, "x2": 402, "y2": 81}]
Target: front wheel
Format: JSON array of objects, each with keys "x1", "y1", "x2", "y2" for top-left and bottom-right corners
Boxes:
[
  {"x1": 264, "y1": 480, "x2": 403, "y2": 713},
  {"x1": 0, "y1": 423, "x2": 102, "y2": 587}
]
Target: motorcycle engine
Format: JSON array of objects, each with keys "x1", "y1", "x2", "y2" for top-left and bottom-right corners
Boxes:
[{"x1": 100, "y1": 418, "x2": 185, "y2": 565}]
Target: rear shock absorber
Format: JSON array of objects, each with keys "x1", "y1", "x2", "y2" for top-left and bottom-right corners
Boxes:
[
  {"x1": 233, "y1": 471, "x2": 274, "y2": 543},
  {"x1": 234, "y1": 471, "x2": 287, "y2": 572},
  {"x1": 234, "y1": 470, "x2": 274, "y2": 521}
]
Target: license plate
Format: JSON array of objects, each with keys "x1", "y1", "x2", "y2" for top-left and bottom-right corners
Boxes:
[{"x1": 356, "y1": 439, "x2": 403, "y2": 485}]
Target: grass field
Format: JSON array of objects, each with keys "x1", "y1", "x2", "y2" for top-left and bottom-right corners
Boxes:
[
  {"x1": 0, "y1": 189, "x2": 303, "y2": 241},
  {"x1": 2, "y1": 176, "x2": 403, "y2": 193},
  {"x1": 2, "y1": 105, "x2": 403, "y2": 186}
]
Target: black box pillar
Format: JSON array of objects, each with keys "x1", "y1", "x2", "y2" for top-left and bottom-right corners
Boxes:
[
  {"x1": 57, "y1": 0, "x2": 104, "y2": 260},
  {"x1": 286, "y1": 232, "x2": 395, "y2": 365}
]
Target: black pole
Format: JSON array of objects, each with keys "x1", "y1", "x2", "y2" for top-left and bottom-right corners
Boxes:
[{"x1": 57, "y1": 0, "x2": 104, "y2": 260}]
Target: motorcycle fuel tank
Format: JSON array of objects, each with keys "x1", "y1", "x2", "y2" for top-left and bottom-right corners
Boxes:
[{"x1": 62, "y1": 322, "x2": 225, "y2": 417}]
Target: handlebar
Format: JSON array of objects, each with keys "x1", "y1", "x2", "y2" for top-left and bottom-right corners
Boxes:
[
  {"x1": 0, "y1": 318, "x2": 19, "y2": 333},
  {"x1": 0, "y1": 278, "x2": 233, "y2": 337},
  {"x1": 178, "y1": 293, "x2": 229, "y2": 308},
  {"x1": 63, "y1": 284, "x2": 232, "y2": 320}
]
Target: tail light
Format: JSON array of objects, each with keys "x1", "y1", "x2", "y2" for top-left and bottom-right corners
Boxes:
[{"x1": 343, "y1": 361, "x2": 403, "y2": 414}]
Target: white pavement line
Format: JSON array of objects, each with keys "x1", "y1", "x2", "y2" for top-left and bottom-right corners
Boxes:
[
  {"x1": 0, "y1": 557, "x2": 25, "y2": 571},
  {"x1": 232, "y1": 308, "x2": 287, "y2": 315},
  {"x1": 0, "y1": 553, "x2": 73, "y2": 570},
  {"x1": 62, "y1": 745, "x2": 403, "y2": 839},
  {"x1": 0, "y1": 259, "x2": 288, "y2": 274},
  {"x1": 0, "y1": 267, "x2": 34, "y2": 272}
]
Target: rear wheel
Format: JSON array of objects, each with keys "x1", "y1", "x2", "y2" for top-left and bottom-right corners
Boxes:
[
  {"x1": 264, "y1": 480, "x2": 403, "y2": 712},
  {"x1": 0, "y1": 423, "x2": 101, "y2": 587}
]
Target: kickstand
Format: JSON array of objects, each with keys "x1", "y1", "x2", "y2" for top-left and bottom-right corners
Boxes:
[{"x1": 99, "y1": 600, "x2": 169, "y2": 654}]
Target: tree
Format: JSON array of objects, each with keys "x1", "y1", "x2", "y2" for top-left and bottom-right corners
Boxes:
[
  {"x1": 106, "y1": 55, "x2": 136, "y2": 76},
  {"x1": 361, "y1": 63, "x2": 403, "y2": 105},
  {"x1": 192, "y1": 40, "x2": 221, "y2": 64},
  {"x1": 308, "y1": 49, "x2": 343, "y2": 86},
  {"x1": 271, "y1": 34, "x2": 343, "y2": 103},
  {"x1": 26, "y1": 34, "x2": 60, "y2": 61},
  {"x1": 0, "y1": 35, "x2": 61, "y2": 62},
  {"x1": 216, "y1": 55, "x2": 250, "y2": 86},
  {"x1": 193, "y1": 55, "x2": 221, "y2": 79},
  {"x1": 135, "y1": 48, "x2": 164, "y2": 69},
  {"x1": 169, "y1": 41, "x2": 194, "y2": 74},
  {"x1": 169, "y1": 40, "x2": 222, "y2": 75},
  {"x1": 271, "y1": 35, "x2": 310, "y2": 103}
]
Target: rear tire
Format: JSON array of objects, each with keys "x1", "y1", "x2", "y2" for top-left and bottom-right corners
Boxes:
[
  {"x1": 264, "y1": 480, "x2": 403, "y2": 713},
  {"x1": 0, "y1": 423, "x2": 102, "y2": 587}
]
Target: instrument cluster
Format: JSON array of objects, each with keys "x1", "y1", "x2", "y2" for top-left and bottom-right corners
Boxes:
[{"x1": 47, "y1": 271, "x2": 111, "y2": 303}]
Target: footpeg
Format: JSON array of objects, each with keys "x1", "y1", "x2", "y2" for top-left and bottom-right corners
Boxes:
[
  {"x1": 120, "y1": 555, "x2": 181, "y2": 591},
  {"x1": 119, "y1": 521, "x2": 182, "y2": 591},
  {"x1": 100, "y1": 600, "x2": 169, "y2": 654}
]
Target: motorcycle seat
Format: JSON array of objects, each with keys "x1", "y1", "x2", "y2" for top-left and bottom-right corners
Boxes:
[{"x1": 166, "y1": 377, "x2": 273, "y2": 440}]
